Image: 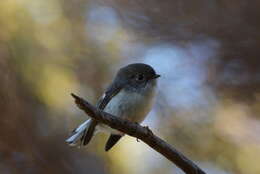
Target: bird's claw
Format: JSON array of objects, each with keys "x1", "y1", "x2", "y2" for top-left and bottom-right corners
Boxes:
[{"x1": 143, "y1": 126, "x2": 153, "y2": 136}]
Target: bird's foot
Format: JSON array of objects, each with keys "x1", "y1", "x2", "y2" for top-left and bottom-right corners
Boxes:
[{"x1": 143, "y1": 126, "x2": 153, "y2": 136}]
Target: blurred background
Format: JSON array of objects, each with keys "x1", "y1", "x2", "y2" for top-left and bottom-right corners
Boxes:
[{"x1": 0, "y1": 0, "x2": 260, "y2": 174}]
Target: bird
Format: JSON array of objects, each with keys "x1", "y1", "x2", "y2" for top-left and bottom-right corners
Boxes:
[{"x1": 66, "y1": 63, "x2": 160, "y2": 151}]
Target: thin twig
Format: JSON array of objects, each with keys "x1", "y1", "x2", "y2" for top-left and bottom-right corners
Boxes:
[{"x1": 71, "y1": 93, "x2": 206, "y2": 174}]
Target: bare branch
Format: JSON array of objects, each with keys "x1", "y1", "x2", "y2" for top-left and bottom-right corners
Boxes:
[{"x1": 71, "y1": 93, "x2": 206, "y2": 174}]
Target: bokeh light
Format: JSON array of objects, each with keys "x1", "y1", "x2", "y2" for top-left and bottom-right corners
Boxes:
[{"x1": 0, "y1": 0, "x2": 259, "y2": 174}]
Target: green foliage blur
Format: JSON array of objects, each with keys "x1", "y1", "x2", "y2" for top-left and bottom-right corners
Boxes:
[{"x1": 0, "y1": 0, "x2": 260, "y2": 174}]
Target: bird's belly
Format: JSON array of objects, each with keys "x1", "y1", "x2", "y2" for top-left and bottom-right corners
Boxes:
[{"x1": 97, "y1": 88, "x2": 155, "y2": 134}]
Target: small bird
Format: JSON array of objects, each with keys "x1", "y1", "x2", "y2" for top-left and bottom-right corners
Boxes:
[{"x1": 66, "y1": 63, "x2": 160, "y2": 151}]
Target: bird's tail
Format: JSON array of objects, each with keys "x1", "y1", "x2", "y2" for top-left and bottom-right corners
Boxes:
[{"x1": 66, "y1": 119, "x2": 97, "y2": 146}]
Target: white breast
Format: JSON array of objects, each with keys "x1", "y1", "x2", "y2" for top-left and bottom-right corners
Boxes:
[{"x1": 97, "y1": 81, "x2": 157, "y2": 134}]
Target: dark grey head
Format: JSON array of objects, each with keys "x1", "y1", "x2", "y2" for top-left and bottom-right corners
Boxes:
[{"x1": 114, "y1": 63, "x2": 160, "y2": 90}]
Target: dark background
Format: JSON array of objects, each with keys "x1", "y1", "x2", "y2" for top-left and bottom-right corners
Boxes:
[{"x1": 0, "y1": 0, "x2": 259, "y2": 174}]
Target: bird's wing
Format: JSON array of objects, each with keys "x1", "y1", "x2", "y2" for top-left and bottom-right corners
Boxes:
[
  {"x1": 97, "y1": 82, "x2": 123, "y2": 110},
  {"x1": 82, "y1": 82, "x2": 124, "y2": 145}
]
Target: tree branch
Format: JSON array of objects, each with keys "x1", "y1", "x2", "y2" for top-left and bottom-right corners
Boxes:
[{"x1": 71, "y1": 93, "x2": 206, "y2": 174}]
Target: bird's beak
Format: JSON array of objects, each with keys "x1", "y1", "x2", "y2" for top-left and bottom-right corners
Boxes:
[{"x1": 152, "y1": 74, "x2": 160, "y2": 79}]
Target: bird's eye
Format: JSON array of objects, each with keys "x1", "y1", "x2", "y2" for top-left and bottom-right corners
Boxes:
[{"x1": 136, "y1": 74, "x2": 144, "y2": 81}]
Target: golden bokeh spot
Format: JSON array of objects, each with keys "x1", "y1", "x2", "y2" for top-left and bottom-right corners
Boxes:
[
  {"x1": 37, "y1": 64, "x2": 79, "y2": 110},
  {"x1": 236, "y1": 144, "x2": 260, "y2": 174}
]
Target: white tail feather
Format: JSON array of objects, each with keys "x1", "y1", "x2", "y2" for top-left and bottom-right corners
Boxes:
[{"x1": 66, "y1": 119, "x2": 91, "y2": 146}]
